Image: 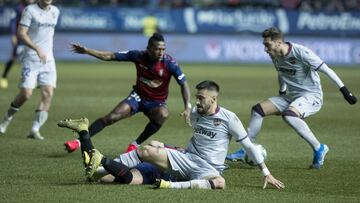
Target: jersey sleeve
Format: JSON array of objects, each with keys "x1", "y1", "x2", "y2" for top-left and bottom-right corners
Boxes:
[
  {"x1": 114, "y1": 50, "x2": 139, "y2": 62},
  {"x1": 228, "y1": 113, "x2": 248, "y2": 141},
  {"x1": 19, "y1": 7, "x2": 32, "y2": 27},
  {"x1": 167, "y1": 58, "x2": 186, "y2": 85},
  {"x1": 298, "y1": 46, "x2": 324, "y2": 71}
]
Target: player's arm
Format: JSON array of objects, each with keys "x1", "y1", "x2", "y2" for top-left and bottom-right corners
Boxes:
[
  {"x1": 278, "y1": 75, "x2": 287, "y2": 95},
  {"x1": 70, "y1": 43, "x2": 116, "y2": 61},
  {"x1": 180, "y1": 81, "x2": 192, "y2": 126},
  {"x1": 229, "y1": 114, "x2": 284, "y2": 189},
  {"x1": 317, "y1": 64, "x2": 357, "y2": 105},
  {"x1": 17, "y1": 25, "x2": 47, "y2": 63}
]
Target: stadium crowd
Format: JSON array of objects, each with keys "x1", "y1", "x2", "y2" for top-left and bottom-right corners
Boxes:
[{"x1": 0, "y1": 0, "x2": 359, "y2": 11}]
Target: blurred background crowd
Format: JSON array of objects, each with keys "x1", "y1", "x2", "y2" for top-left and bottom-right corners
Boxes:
[{"x1": 0, "y1": 0, "x2": 359, "y2": 11}]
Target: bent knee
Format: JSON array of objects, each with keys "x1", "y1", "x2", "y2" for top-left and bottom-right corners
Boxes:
[
  {"x1": 211, "y1": 177, "x2": 226, "y2": 189},
  {"x1": 137, "y1": 144, "x2": 159, "y2": 160},
  {"x1": 148, "y1": 140, "x2": 165, "y2": 148}
]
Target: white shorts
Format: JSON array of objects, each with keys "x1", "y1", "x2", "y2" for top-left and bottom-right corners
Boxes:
[
  {"x1": 269, "y1": 94, "x2": 322, "y2": 118},
  {"x1": 165, "y1": 148, "x2": 221, "y2": 181},
  {"x1": 19, "y1": 60, "x2": 57, "y2": 88}
]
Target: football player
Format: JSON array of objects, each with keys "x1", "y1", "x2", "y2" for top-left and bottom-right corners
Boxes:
[
  {"x1": 64, "y1": 33, "x2": 191, "y2": 153},
  {"x1": 227, "y1": 27, "x2": 357, "y2": 169}
]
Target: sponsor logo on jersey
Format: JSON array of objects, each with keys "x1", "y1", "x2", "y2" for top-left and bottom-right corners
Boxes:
[
  {"x1": 194, "y1": 126, "x2": 217, "y2": 139},
  {"x1": 278, "y1": 67, "x2": 296, "y2": 75},
  {"x1": 139, "y1": 77, "x2": 163, "y2": 88}
]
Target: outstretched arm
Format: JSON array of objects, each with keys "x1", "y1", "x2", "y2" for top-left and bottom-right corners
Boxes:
[
  {"x1": 70, "y1": 42, "x2": 116, "y2": 61},
  {"x1": 179, "y1": 81, "x2": 192, "y2": 127},
  {"x1": 239, "y1": 137, "x2": 285, "y2": 189},
  {"x1": 318, "y1": 64, "x2": 357, "y2": 105}
]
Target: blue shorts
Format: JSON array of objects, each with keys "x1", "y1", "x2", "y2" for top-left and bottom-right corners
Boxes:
[
  {"x1": 134, "y1": 162, "x2": 172, "y2": 184},
  {"x1": 123, "y1": 90, "x2": 166, "y2": 114}
]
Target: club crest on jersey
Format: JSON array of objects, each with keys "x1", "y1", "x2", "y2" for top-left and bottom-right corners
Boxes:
[
  {"x1": 213, "y1": 118, "x2": 222, "y2": 126},
  {"x1": 289, "y1": 57, "x2": 296, "y2": 64}
]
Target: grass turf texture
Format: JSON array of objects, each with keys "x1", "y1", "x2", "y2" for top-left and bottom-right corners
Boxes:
[{"x1": 0, "y1": 62, "x2": 359, "y2": 202}]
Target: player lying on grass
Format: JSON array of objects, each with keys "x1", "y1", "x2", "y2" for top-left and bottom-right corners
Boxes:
[
  {"x1": 64, "y1": 33, "x2": 191, "y2": 153},
  {"x1": 58, "y1": 80, "x2": 284, "y2": 189},
  {"x1": 227, "y1": 27, "x2": 357, "y2": 169}
]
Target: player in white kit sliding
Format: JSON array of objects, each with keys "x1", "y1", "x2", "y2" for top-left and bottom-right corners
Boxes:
[
  {"x1": 0, "y1": 0, "x2": 60, "y2": 140},
  {"x1": 227, "y1": 27, "x2": 357, "y2": 169},
  {"x1": 75, "y1": 80, "x2": 284, "y2": 189}
]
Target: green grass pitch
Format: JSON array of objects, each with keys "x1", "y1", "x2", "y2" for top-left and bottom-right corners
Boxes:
[{"x1": 0, "y1": 62, "x2": 359, "y2": 202}]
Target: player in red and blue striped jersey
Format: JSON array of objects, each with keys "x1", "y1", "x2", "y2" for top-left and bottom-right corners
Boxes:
[{"x1": 65, "y1": 33, "x2": 191, "y2": 153}]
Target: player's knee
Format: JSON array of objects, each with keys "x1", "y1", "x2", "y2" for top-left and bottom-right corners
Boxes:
[
  {"x1": 281, "y1": 109, "x2": 299, "y2": 119},
  {"x1": 104, "y1": 113, "x2": 123, "y2": 125},
  {"x1": 252, "y1": 103, "x2": 265, "y2": 117},
  {"x1": 210, "y1": 177, "x2": 226, "y2": 189},
  {"x1": 137, "y1": 144, "x2": 157, "y2": 160},
  {"x1": 157, "y1": 109, "x2": 169, "y2": 122},
  {"x1": 148, "y1": 140, "x2": 164, "y2": 148}
]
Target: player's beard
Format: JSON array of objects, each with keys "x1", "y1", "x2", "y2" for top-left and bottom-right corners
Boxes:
[{"x1": 196, "y1": 103, "x2": 211, "y2": 115}]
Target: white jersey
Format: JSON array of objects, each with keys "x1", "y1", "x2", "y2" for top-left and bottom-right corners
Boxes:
[
  {"x1": 19, "y1": 4, "x2": 59, "y2": 62},
  {"x1": 272, "y1": 42, "x2": 324, "y2": 99},
  {"x1": 186, "y1": 106, "x2": 247, "y2": 171}
]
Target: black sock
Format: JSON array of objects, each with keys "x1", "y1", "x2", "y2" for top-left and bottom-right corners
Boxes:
[
  {"x1": 2, "y1": 59, "x2": 14, "y2": 78},
  {"x1": 101, "y1": 157, "x2": 133, "y2": 184},
  {"x1": 135, "y1": 122, "x2": 162, "y2": 144},
  {"x1": 88, "y1": 118, "x2": 106, "y2": 137},
  {"x1": 78, "y1": 130, "x2": 93, "y2": 153}
]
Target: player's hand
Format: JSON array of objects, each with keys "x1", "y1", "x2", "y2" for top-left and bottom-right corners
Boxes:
[
  {"x1": 36, "y1": 49, "x2": 47, "y2": 63},
  {"x1": 340, "y1": 86, "x2": 357, "y2": 105},
  {"x1": 71, "y1": 43, "x2": 87, "y2": 54},
  {"x1": 180, "y1": 108, "x2": 191, "y2": 127},
  {"x1": 263, "y1": 174, "x2": 284, "y2": 189}
]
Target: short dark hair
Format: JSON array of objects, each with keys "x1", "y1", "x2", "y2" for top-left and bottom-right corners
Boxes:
[
  {"x1": 196, "y1": 80, "x2": 220, "y2": 93},
  {"x1": 262, "y1": 27, "x2": 284, "y2": 41},
  {"x1": 148, "y1": 33, "x2": 165, "y2": 47}
]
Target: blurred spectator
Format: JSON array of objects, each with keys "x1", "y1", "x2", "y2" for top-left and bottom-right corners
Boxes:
[
  {"x1": 280, "y1": 0, "x2": 301, "y2": 10},
  {"x1": 1, "y1": 0, "x2": 359, "y2": 11}
]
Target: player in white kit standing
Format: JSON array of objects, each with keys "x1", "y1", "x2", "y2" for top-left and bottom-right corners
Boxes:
[
  {"x1": 0, "y1": 0, "x2": 60, "y2": 140},
  {"x1": 227, "y1": 27, "x2": 357, "y2": 169},
  {"x1": 63, "y1": 80, "x2": 284, "y2": 189}
]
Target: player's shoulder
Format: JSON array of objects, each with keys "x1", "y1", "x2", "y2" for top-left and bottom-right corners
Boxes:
[
  {"x1": 50, "y1": 5, "x2": 60, "y2": 14},
  {"x1": 290, "y1": 42, "x2": 313, "y2": 54},
  {"x1": 23, "y1": 4, "x2": 36, "y2": 13},
  {"x1": 217, "y1": 107, "x2": 238, "y2": 121},
  {"x1": 163, "y1": 54, "x2": 177, "y2": 63}
]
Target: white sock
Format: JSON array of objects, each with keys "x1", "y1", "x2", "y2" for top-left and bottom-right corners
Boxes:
[
  {"x1": 170, "y1": 180, "x2": 212, "y2": 189},
  {"x1": 131, "y1": 141, "x2": 140, "y2": 146},
  {"x1": 283, "y1": 116, "x2": 321, "y2": 151},
  {"x1": 31, "y1": 111, "x2": 48, "y2": 132},
  {"x1": 247, "y1": 111, "x2": 264, "y2": 141},
  {"x1": 116, "y1": 150, "x2": 142, "y2": 168}
]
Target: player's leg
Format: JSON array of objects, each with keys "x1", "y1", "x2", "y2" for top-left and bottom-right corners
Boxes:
[
  {"x1": 227, "y1": 98, "x2": 281, "y2": 161},
  {"x1": 0, "y1": 88, "x2": 33, "y2": 135},
  {"x1": 135, "y1": 105, "x2": 168, "y2": 144},
  {"x1": 27, "y1": 85, "x2": 54, "y2": 140},
  {"x1": 156, "y1": 176, "x2": 225, "y2": 189},
  {"x1": 281, "y1": 95, "x2": 328, "y2": 169},
  {"x1": 0, "y1": 46, "x2": 17, "y2": 88},
  {"x1": 64, "y1": 91, "x2": 135, "y2": 152}
]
